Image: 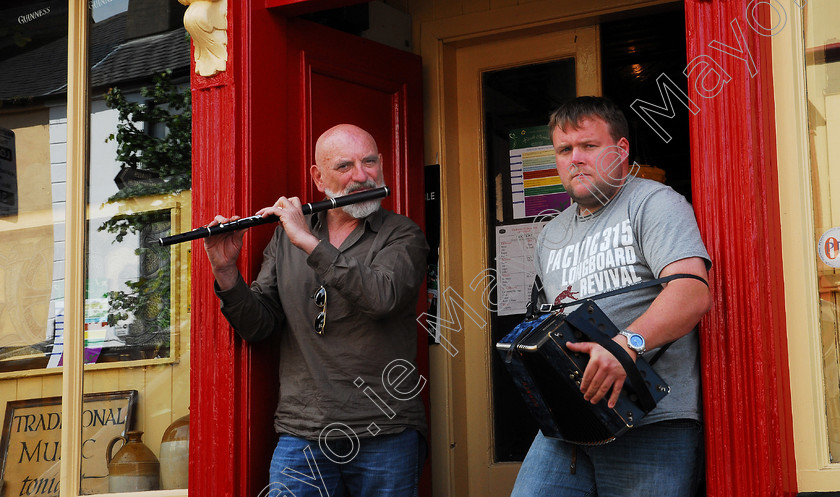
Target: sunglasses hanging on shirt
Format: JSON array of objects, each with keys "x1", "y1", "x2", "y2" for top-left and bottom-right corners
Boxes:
[{"x1": 313, "y1": 285, "x2": 327, "y2": 335}]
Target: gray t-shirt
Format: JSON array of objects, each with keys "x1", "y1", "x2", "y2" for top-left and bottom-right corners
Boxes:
[{"x1": 535, "y1": 176, "x2": 711, "y2": 424}]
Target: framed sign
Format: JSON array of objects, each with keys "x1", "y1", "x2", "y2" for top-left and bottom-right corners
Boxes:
[{"x1": 0, "y1": 390, "x2": 137, "y2": 497}]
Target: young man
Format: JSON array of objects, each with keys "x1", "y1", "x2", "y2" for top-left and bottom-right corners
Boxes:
[
  {"x1": 204, "y1": 124, "x2": 428, "y2": 496},
  {"x1": 510, "y1": 97, "x2": 713, "y2": 496}
]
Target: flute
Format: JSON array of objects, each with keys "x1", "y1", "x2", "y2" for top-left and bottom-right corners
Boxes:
[{"x1": 158, "y1": 186, "x2": 390, "y2": 246}]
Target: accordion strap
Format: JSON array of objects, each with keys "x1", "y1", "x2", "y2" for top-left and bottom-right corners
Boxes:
[
  {"x1": 528, "y1": 273, "x2": 708, "y2": 315},
  {"x1": 526, "y1": 273, "x2": 709, "y2": 366},
  {"x1": 564, "y1": 303, "x2": 656, "y2": 411}
]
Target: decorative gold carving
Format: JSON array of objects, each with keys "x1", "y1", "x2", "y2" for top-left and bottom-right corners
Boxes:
[{"x1": 178, "y1": 0, "x2": 228, "y2": 77}]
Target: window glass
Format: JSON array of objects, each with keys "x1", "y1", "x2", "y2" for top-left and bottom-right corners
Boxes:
[
  {"x1": 82, "y1": 0, "x2": 191, "y2": 492},
  {"x1": 482, "y1": 59, "x2": 577, "y2": 462},
  {"x1": 804, "y1": 1, "x2": 840, "y2": 463},
  {"x1": 0, "y1": 1, "x2": 68, "y2": 373},
  {"x1": 0, "y1": 0, "x2": 191, "y2": 493},
  {"x1": 0, "y1": 1, "x2": 68, "y2": 494}
]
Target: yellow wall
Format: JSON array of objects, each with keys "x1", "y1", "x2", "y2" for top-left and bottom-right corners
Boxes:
[{"x1": 0, "y1": 110, "x2": 52, "y2": 214}]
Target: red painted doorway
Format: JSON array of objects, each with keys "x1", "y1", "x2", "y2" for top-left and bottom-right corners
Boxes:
[
  {"x1": 284, "y1": 16, "x2": 425, "y2": 226},
  {"x1": 284, "y1": 15, "x2": 431, "y2": 495},
  {"x1": 189, "y1": 6, "x2": 429, "y2": 497}
]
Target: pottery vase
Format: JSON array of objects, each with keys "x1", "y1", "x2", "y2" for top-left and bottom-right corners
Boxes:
[
  {"x1": 160, "y1": 414, "x2": 189, "y2": 489},
  {"x1": 107, "y1": 430, "x2": 160, "y2": 492}
]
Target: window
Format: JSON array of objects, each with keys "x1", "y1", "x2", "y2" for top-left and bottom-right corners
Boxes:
[
  {"x1": 0, "y1": 1, "x2": 191, "y2": 494},
  {"x1": 804, "y1": 0, "x2": 840, "y2": 465}
]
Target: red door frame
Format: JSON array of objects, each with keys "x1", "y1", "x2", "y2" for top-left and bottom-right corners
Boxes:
[
  {"x1": 188, "y1": 1, "x2": 799, "y2": 496},
  {"x1": 685, "y1": 1, "x2": 796, "y2": 495},
  {"x1": 188, "y1": 2, "x2": 291, "y2": 496},
  {"x1": 188, "y1": 2, "x2": 426, "y2": 496}
]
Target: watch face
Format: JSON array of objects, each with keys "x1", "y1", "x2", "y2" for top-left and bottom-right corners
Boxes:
[{"x1": 629, "y1": 335, "x2": 644, "y2": 348}]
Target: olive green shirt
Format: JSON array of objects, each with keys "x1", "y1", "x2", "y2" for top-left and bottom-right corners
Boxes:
[{"x1": 215, "y1": 207, "x2": 429, "y2": 441}]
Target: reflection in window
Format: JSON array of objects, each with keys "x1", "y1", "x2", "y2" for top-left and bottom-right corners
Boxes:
[
  {"x1": 0, "y1": 0, "x2": 71, "y2": 373},
  {"x1": 804, "y1": 2, "x2": 840, "y2": 463},
  {"x1": 1, "y1": 1, "x2": 193, "y2": 494},
  {"x1": 87, "y1": 71, "x2": 191, "y2": 364},
  {"x1": 0, "y1": 0, "x2": 191, "y2": 373},
  {"x1": 82, "y1": 2, "x2": 193, "y2": 493}
]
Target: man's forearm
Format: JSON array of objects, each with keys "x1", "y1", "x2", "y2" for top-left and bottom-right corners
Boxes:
[
  {"x1": 213, "y1": 264, "x2": 241, "y2": 292},
  {"x1": 627, "y1": 262, "x2": 712, "y2": 350}
]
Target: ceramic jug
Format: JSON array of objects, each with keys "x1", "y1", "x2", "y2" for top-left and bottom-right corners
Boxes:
[
  {"x1": 106, "y1": 430, "x2": 160, "y2": 492},
  {"x1": 160, "y1": 414, "x2": 189, "y2": 489}
]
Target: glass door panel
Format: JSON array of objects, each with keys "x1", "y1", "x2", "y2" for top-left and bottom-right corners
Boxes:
[{"x1": 482, "y1": 59, "x2": 577, "y2": 462}]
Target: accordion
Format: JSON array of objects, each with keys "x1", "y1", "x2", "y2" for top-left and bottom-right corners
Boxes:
[{"x1": 496, "y1": 300, "x2": 669, "y2": 445}]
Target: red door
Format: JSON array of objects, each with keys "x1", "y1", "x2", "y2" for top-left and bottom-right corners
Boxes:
[
  {"x1": 284, "y1": 16, "x2": 425, "y2": 227},
  {"x1": 189, "y1": 6, "x2": 428, "y2": 497},
  {"x1": 285, "y1": 16, "x2": 431, "y2": 494}
]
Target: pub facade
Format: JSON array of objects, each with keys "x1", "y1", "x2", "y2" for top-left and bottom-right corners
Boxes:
[{"x1": 0, "y1": 1, "x2": 838, "y2": 496}]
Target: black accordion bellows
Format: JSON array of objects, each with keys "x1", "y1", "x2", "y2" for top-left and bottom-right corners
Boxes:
[{"x1": 496, "y1": 300, "x2": 669, "y2": 446}]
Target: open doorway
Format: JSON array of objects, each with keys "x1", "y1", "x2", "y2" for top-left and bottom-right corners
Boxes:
[{"x1": 481, "y1": 5, "x2": 692, "y2": 464}]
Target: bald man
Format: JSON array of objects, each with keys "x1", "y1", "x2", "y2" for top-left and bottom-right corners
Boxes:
[{"x1": 204, "y1": 124, "x2": 429, "y2": 496}]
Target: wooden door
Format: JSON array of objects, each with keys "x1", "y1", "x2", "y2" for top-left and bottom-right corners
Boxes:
[{"x1": 437, "y1": 26, "x2": 600, "y2": 496}]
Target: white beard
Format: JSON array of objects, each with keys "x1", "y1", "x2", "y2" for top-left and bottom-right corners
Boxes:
[
  {"x1": 339, "y1": 198, "x2": 381, "y2": 219},
  {"x1": 325, "y1": 182, "x2": 383, "y2": 219}
]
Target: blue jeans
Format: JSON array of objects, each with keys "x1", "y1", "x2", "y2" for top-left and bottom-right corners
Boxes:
[
  {"x1": 510, "y1": 420, "x2": 704, "y2": 497},
  {"x1": 263, "y1": 429, "x2": 425, "y2": 497}
]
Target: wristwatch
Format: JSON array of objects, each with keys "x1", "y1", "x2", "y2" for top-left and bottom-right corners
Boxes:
[{"x1": 618, "y1": 329, "x2": 646, "y2": 356}]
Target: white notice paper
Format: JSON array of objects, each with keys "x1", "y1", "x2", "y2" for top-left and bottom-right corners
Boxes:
[{"x1": 495, "y1": 222, "x2": 547, "y2": 316}]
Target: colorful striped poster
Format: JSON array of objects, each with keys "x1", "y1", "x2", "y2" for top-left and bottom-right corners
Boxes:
[{"x1": 509, "y1": 126, "x2": 570, "y2": 218}]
